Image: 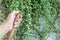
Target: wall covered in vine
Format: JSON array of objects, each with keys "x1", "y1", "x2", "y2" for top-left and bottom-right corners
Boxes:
[{"x1": 0, "y1": 0, "x2": 60, "y2": 40}]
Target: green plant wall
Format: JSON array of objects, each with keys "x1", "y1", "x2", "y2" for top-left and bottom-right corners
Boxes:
[{"x1": 0, "y1": 0, "x2": 60, "y2": 40}]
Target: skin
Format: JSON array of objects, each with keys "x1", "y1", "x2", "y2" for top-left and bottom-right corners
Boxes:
[{"x1": 0, "y1": 11, "x2": 22, "y2": 40}]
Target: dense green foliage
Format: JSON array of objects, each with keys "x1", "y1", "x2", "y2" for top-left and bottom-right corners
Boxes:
[{"x1": 0, "y1": 0, "x2": 60, "y2": 40}]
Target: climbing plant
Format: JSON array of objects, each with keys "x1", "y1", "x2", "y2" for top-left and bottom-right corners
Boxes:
[{"x1": 0, "y1": 0, "x2": 60, "y2": 40}]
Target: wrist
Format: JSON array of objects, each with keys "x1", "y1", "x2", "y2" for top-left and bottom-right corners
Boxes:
[{"x1": 6, "y1": 23, "x2": 13, "y2": 31}]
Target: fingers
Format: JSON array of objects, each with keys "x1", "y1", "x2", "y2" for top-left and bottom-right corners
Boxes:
[
  {"x1": 14, "y1": 14, "x2": 22, "y2": 28},
  {"x1": 17, "y1": 19, "x2": 22, "y2": 23},
  {"x1": 19, "y1": 14, "x2": 22, "y2": 18},
  {"x1": 14, "y1": 22, "x2": 20, "y2": 28},
  {"x1": 15, "y1": 13, "x2": 22, "y2": 22},
  {"x1": 14, "y1": 19, "x2": 22, "y2": 28}
]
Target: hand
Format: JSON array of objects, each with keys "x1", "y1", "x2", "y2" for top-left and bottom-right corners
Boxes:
[{"x1": 5, "y1": 11, "x2": 22, "y2": 31}]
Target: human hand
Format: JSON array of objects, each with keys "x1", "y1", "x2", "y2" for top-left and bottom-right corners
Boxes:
[{"x1": 5, "y1": 11, "x2": 22, "y2": 31}]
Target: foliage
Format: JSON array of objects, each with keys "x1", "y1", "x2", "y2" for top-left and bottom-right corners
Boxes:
[{"x1": 0, "y1": 0, "x2": 60, "y2": 40}]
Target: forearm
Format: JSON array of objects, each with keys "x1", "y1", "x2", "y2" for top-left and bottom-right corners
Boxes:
[
  {"x1": 0, "y1": 11, "x2": 22, "y2": 40},
  {"x1": 0, "y1": 23, "x2": 9, "y2": 40}
]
